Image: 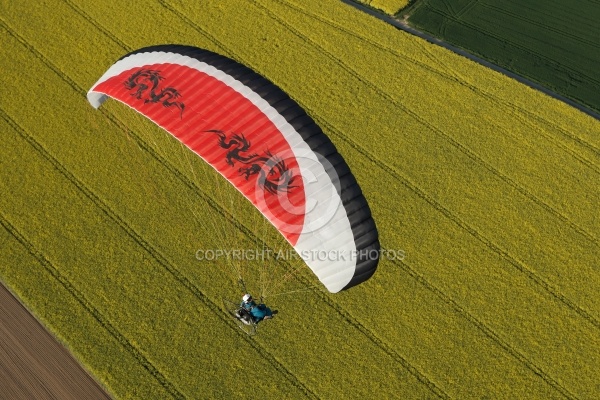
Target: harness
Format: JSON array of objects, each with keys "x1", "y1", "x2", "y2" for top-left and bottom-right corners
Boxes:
[{"x1": 244, "y1": 301, "x2": 256, "y2": 311}]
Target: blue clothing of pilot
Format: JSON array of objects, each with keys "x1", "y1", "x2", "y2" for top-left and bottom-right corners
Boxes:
[{"x1": 241, "y1": 294, "x2": 273, "y2": 322}]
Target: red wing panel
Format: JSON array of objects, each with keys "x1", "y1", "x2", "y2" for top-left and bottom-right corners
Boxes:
[{"x1": 93, "y1": 64, "x2": 305, "y2": 244}]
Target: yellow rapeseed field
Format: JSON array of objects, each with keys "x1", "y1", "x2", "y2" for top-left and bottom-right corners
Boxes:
[
  {"x1": 1, "y1": 0, "x2": 598, "y2": 398},
  {"x1": 356, "y1": 0, "x2": 409, "y2": 15}
]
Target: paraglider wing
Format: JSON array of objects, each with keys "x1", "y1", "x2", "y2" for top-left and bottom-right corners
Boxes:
[{"x1": 88, "y1": 45, "x2": 379, "y2": 292}]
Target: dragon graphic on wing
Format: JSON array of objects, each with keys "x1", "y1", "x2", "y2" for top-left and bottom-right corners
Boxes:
[
  {"x1": 204, "y1": 130, "x2": 297, "y2": 195},
  {"x1": 124, "y1": 69, "x2": 185, "y2": 118}
]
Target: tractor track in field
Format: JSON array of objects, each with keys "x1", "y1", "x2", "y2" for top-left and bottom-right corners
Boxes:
[
  {"x1": 343, "y1": 0, "x2": 600, "y2": 123},
  {"x1": 317, "y1": 111, "x2": 600, "y2": 334},
  {"x1": 0, "y1": 22, "x2": 318, "y2": 400},
  {"x1": 387, "y1": 257, "x2": 577, "y2": 399}
]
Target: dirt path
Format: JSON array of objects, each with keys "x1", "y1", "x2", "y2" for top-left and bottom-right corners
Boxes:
[
  {"x1": 342, "y1": 0, "x2": 600, "y2": 121},
  {"x1": 0, "y1": 283, "x2": 112, "y2": 400}
]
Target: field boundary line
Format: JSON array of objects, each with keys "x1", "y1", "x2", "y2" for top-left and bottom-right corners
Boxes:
[
  {"x1": 0, "y1": 22, "x2": 318, "y2": 399},
  {"x1": 0, "y1": 201, "x2": 185, "y2": 399},
  {"x1": 278, "y1": 0, "x2": 600, "y2": 173},
  {"x1": 270, "y1": 0, "x2": 600, "y2": 242}
]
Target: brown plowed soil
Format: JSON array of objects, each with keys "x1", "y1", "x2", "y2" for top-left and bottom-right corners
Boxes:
[{"x1": 0, "y1": 283, "x2": 111, "y2": 400}]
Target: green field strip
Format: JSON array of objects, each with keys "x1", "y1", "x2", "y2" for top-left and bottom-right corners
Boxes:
[
  {"x1": 258, "y1": 0, "x2": 600, "y2": 242},
  {"x1": 459, "y1": 2, "x2": 600, "y2": 85},
  {"x1": 497, "y1": 0, "x2": 600, "y2": 40},
  {"x1": 0, "y1": 19, "x2": 442, "y2": 399},
  {"x1": 480, "y1": 3, "x2": 599, "y2": 50},
  {"x1": 419, "y1": 1, "x2": 600, "y2": 82},
  {"x1": 409, "y1": 0, "x2": 600, "y2": 113}
]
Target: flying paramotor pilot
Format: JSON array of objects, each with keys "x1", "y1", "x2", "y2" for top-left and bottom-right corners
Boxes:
[{"x1": 240, "y1": 294, "x2": 274, "y2": 323}]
